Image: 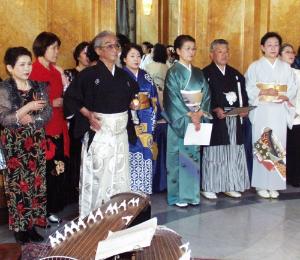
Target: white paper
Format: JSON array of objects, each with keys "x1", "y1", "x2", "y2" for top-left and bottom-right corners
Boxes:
[
  {"x1": 184, "y1": 123, "x2": 212, "y2": 145},
  {"x1": 95, "y1": 217, "x2": 157, "y2": 260}
]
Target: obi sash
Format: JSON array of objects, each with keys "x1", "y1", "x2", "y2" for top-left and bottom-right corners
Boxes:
[{"x1": 257, "y1": 83, "x2": 287, "y2": 102}]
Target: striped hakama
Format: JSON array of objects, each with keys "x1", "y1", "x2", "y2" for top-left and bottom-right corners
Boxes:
[{"x1": 202, "y1": 117, "x2": 250, "y2": 192}]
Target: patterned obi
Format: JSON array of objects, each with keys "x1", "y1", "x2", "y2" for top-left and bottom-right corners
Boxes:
[
  {"x1": 257, "y1": 83, "x2": 287, "y2": 102},
  {"x1": 94, "y1": 111, "x2": 128, "y2": 136},
  {"x1": 138, "y1": 92, "x2": 151, "y2": 110}
]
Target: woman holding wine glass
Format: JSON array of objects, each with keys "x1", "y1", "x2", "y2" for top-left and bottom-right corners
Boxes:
[{"x1": 0, "y1": 47, "x2": 51, "y2": 243}]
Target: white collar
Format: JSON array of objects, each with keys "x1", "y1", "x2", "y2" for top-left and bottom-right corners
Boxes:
[
  {"x1": 111, "y1": 65, "x2": 116, "y2": 76},
  {"x1": 216, "y1": 64, "x2": 226, "y2": 75},
  {"x1": 263, "y1": 57, "x2": 278, "y2": 69}
]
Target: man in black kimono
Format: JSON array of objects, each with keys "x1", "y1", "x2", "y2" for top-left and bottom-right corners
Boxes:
[
  {"x1": 201, "y1": 39, "x2": 250, "y2": 199},
  {"x1": 64, "y1": 31, "x2": 138, "y2": 217}
]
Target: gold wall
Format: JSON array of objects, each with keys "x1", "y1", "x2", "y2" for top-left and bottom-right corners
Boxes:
[
  {"x1": 1, "y1": 0, "x2": 300, "y2": 78},
  {"x1": 0, "y1": 0, "x2": 116, "y2": 79},
  {"x1": 166, "y1": 0, "x2": 300, "y2": 73}
]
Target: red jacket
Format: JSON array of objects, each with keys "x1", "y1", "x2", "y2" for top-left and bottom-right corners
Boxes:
[{"x1": 30, "y1": 59, "x2": 70, "y2": 157}]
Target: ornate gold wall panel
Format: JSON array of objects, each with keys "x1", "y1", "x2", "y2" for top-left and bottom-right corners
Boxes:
[
  {"x1": 136, "y1": 0, "x2": 160, "y2": 44},
  {"x1": 0, "y1": 0, "x2": 299, "y2": 77},
  {"x1": 0, "y1": 0, "x2": 116, "y2": 78},
  {"x1": 168, "y1": 0, "x2": 300, "y2": 73}
]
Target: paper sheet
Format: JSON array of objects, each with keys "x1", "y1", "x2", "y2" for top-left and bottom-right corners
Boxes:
[{"x1": 183, "y1": 123, "x2": 212, "y2": 145}]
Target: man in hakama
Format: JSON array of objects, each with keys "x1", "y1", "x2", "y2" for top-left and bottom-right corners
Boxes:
[
  {"x1": 201, "y1": 39, "x2": 250, "y2": 199},
  {"x1": 64, "y1": 31, "x2": 138, "y2": 217}
]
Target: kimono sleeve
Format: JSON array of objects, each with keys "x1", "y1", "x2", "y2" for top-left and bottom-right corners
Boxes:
[
  {"x1": 63, "y1": 73, "x2": 86, "y2": 118},
  {"x1": 245, "y1": 63, "x2": 260, "y2": 105},
  {"x1": 163, "y1": 70, "x2": 190, "y2": 138},
  {"x1": 199, "y1": 76, "x2": 211, "y2": 121},
  {"x1": 0, "y1": 86, "x2": 18, "y2": 128},
  {"x1": 286, "y1": 67, "x2": 297, "y2": 101}
]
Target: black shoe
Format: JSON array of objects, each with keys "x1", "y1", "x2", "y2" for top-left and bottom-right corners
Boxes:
[
  {"x1": 14, "y1": 231, "x2": 30, "y2": 244},
  {"x1": 27, "y1": 227, "x2": 44, "y2": 242},
  {"x1": 47, "y1": 214, "x2": 62, "y2": 224}
]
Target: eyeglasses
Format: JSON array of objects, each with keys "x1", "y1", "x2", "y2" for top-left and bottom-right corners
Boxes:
[{"x1": 100, "y1": 44, "x2": 121, "y2": 50}]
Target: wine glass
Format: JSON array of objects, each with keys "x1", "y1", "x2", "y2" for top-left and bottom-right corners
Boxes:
[{"x1": 33, "y1": 89, "x2": 45, "y2": 121}]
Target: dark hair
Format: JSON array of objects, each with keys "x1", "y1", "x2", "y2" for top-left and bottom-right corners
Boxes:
[
  {"x1": 73, "y1": 41, "x2": 89, "y2": 65},
  {"x1": 4, "y1": 47, "x2": 32, "y2": 67},
  {"x1": 86, "y1": 40, "x2": 99, "y2": 62},
  {"x1": 152, "y1": 43, "x2": 168, "y2": 64},
  {"x1": 32, "y1": 31, "x2": 61, "y2": 57},
  {"x1": 173, "y1": 34, "x2": 195, "y2": 60},
  {"x1": 120, "y1": 43, "x2": 143, "y2": 66},
  {"x1": 297, "y1": 46, "x2": 300, "y2": 57},
  {"x1": 279, "y1": 43, "x2": 294, "y2": 56},
  {"x1": 117, "y1": 33, "x2": 131, "y2": 49},
  {"x1": 260, "y1": 32, "x2": 282, "y2": 46},
  {"x1": 142, "y1": 41, "x2": 153, "y2": 52}
]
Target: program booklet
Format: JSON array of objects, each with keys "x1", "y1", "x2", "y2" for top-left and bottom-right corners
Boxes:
[{"x1": 224, "y1": 106, "x2": 256, "y2": 116}]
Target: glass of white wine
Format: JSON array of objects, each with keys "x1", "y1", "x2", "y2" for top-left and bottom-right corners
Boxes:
[{"x1": 33, "y1": 89, "x2": 45, "y2": 121}]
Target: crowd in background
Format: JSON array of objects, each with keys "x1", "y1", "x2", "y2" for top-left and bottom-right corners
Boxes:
[{"x1": 0, "y1": 29, "x2": 300, "y2": 244}]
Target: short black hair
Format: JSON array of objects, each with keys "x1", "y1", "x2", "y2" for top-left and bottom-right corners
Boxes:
[
  {"x1": 73, "y1": 41, "x2": 89, "y2": 65},
  {"x1": 4, "y1": 47, "x2": 32, "y2": 67},
  {"x1": 86, "y1": 40, "x2": 99, "y2": 62},
  {"x1": 174, "y1": 34, "x2": 195, "y2": 60},
  {"x1": 117, "y1": 33, "x2": 131, "y2": 49},
  {"x1": 142, "y1": 41, "x2": 153, "y2": 51},
  {"x1": 152, "y1": 43, "x2": 168, "y2": 64},
  {"x1": 260, "y1": 32, "x2": 282, "y2": 46},
  {"x1": 32, "y1": 31, "x2": 61, "y2": 57},
  {"x1": 120, "y1": 43, "x2": 143, "y2": 66}
]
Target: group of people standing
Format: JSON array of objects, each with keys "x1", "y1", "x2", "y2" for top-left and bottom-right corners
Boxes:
[
  {"x1": 164, "y1": 31, "x2": 299, "y2": 207},
  {"x1": 0, "y1": 29, "x2": 299, "y2": 245}
]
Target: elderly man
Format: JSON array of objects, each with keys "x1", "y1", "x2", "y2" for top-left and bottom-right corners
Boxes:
[
  {"x1": 201, "y1": 39, "x2": 250, "y2": 199},
  {"x1": 64, "y1": 31, "x2": 138, "y2": 217}
]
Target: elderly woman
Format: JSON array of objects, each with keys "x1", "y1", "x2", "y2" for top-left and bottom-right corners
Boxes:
[
  {"x1": 121, "y1": 43, "x2": 159, "y2": 195},
  {"x1": 280, "y1": 43, "x2": 300, "y2": 187},
  {"x1": 0, "y1": 47, "x2": 51, "y2": 243},
  {"x1": 29, "y1": 31, "x2": 69, "y2": 223},
  {"x1": 164, "y1": 35, "x2": 211, "y2": 207},
  {"x1": 245, "y1": 32, "x2": 297, "y2": 199}
]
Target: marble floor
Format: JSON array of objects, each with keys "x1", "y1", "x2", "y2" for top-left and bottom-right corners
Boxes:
[{"x1": 1, "y1": 186, "x2": 300, "y2": 260}]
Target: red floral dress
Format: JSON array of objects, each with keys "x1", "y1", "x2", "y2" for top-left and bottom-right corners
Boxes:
[{"x1": 1, "y1": 87, "x2": 48, "y2": 231}]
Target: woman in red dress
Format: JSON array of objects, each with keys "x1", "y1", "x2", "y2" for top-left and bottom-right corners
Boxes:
[{"x1": 30, "y1": 32, "x2": 70, "y2": 224}]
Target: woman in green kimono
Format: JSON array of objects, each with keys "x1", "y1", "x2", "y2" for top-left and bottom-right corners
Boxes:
[{"x1": 164, "y1": 35, "x2": 211, "y2": 207}]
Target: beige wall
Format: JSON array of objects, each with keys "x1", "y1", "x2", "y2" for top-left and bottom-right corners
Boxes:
[
  {"x1": 1, "y1": 0, "x2": 300, "y2": 78},
  {"x1": 0, "y1": 0, "x2": 116, "y2": 79}
]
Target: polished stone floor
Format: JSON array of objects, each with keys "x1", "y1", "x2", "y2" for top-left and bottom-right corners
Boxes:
[{"x1": 1, "y1": 186, "x2": 300, "y2": 259}]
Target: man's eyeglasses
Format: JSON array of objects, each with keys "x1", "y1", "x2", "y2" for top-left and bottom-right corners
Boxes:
[{"x1": 100, "y1": 44, "x2": 121, "y2": 50}]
